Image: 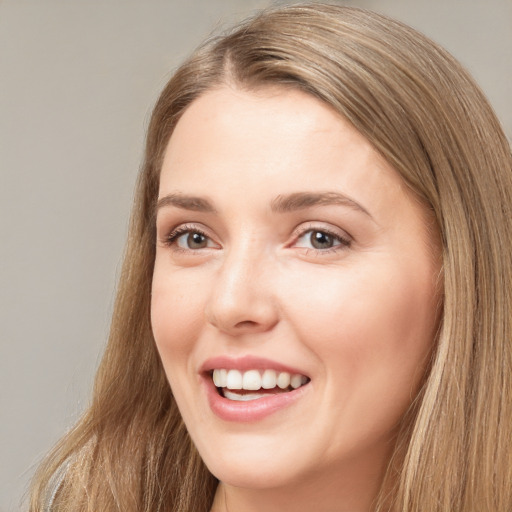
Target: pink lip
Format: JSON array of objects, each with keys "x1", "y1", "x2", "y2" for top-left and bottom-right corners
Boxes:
[
  {"x1": 202, "y1": 374, "x2": 309, "y2": 422},
  {"x1": 200, "y1": 355, "x2": 308, "y2": 376},
  {"x1": 199, "y1": 355, "x2": 310, "y2": 422}
]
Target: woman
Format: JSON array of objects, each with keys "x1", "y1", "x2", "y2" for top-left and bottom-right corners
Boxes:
[{"x1": 30, "y1": 3, "x2": 512, "y2": 511}]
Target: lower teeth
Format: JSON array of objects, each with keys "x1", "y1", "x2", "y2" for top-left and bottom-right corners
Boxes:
[
  {"x1": 221, "y1": 384, "x2": 303, "y2": 401},
  {"x1": 223, "y1": 389, "x2": 268, "y2": 401}
]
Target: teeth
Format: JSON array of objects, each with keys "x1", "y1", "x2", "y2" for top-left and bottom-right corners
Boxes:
[
  {"x1": 226, "y1": 369, "x2": 243, "y2": 389},
  {"x1": 277, "y1": 372, "x2": 291, "y2": 389},
  {"x1": 212, "y1": 369, "x2": 227, "y2": 387},
  {"x1": 261, "y1": 369, "x2": 277, "y2": 389},
  {"x1": 242, "y1": 370, "x2": 262, "y2": 390},
  {"x1": 224, "y1": 390, "x2": 266, "y2": 401},
  {"x1": 290, "y1": 374, "x2": 303, "y2": 389},
  {"x1": 212, "y1": 368, "x2": 308, "y2": 392}
]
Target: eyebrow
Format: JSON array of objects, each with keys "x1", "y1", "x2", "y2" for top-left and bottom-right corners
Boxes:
[
  {"x1": 270, "y1": 191, "x2": 372, "y2": 217},
  {"x1": 156, "y1": 191, "x2": 372, "y2": 218},
  {"x1": 156, "y1": 193, "x2": 217, "y2": 213}
]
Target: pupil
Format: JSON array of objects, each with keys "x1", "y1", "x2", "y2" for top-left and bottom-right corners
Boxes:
[
  {"x1": 311, "y1": 231, "x2": 333, "y2": 249},
  {"x1": 188, "y1": 232, "x2": 206, "y2": 249}
]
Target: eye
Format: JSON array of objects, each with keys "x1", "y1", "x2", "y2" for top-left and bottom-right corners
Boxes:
[
  {"x1": 294, "y1": 227, "x2": 350, "y2": 252},
  {"x1": 177, "y1": 231, "x2": 209, "y2": 249},
  {"x1": 165, "y1": 225, "x2": 218, "y2": 251},
  {"x1": 306, "y1": 231, "x2": 337, "y2": 250}
]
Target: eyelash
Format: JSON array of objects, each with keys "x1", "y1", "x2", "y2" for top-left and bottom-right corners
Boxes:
[
  {"x1": 293, "y1": 224, "x2": 351, "y2": 254},
  {"x1": 162, "y1": 223, "x2": 352, "y2": 255},
  {"x1": 164, "y1": 224, "x2": 212, "y2": 253}
]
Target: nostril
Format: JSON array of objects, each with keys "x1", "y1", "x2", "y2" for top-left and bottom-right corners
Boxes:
[{"x1": 234, "y1": 320, "x2": 258, "y2": 329}]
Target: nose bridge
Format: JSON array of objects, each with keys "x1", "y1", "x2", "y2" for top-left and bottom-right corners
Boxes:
[
  {"x1": 205, "y1": 233, "x2": 278, "y2": 334},
  {"x1": 219, "y1": 238, "x2": 257, "y2": 298}
]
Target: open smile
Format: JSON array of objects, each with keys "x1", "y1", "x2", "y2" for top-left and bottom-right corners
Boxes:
[
  {"x1": 201, "y1": 357, "x2": 311, "y2": 421},
  {"x1": 212, "y1": 368, "x2": 309, "y2": 401}
]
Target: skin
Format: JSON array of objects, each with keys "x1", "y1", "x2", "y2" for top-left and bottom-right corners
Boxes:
[{"x1": 151, "y1": 85, "x2": 441, "y2": 512}]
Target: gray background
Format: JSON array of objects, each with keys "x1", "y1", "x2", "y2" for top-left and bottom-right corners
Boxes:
[{"x1": 1, "y1": 1, "x2": 510, "y2": 510}]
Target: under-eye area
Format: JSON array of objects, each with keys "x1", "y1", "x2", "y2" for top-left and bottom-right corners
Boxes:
[{"x1": 211, "y1": 369, "x2": 311, "y2": 402}]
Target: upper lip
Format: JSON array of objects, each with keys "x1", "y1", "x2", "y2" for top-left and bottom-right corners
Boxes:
[{"x1": 200, "y1": 355, "x2": 309, "y2": 377}]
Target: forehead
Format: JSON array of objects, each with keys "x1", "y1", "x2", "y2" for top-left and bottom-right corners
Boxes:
[{"x1": 160, "y1": 85, "x2": 397, "y2": 193}]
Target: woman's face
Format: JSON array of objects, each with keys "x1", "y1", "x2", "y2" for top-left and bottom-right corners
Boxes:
[{"x1": 151, "y1": 86, "x2": 441, "y2": 496}]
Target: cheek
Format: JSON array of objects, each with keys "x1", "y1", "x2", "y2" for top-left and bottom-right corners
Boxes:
[
  {"x1": 281, "y1": 259, "x2": 437, "y2": 412},
  {"x1": 150, "y1": 264, "x2": 213, "y2": 426},
  {"x1": 284, "y1": 258, "x2": 436, "y2": 341},
  {"x1": 150, "y1": 263, "x2": 208, "y2": 366}
]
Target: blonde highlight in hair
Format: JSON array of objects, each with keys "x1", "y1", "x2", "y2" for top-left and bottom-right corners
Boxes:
[{"x1": 30, "y1": 4, "x2": 512, "y2": 511}]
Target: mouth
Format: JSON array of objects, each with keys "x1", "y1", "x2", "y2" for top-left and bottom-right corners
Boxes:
[
  {"x1": 200, "y1": 356, "x2": 311, "y2": 421},
  {"x1": 211, "y1": 368, "x2": 310, "y2": 402}
]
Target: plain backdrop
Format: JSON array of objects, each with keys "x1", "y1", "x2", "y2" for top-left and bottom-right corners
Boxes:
[{"x1": 0, "y1": 1, "x2": 510, "y2": 510}]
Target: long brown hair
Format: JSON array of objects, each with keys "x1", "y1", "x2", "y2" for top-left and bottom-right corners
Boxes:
[{"x1": 30, "y1": 4, "x2": 512, "y2": 511}]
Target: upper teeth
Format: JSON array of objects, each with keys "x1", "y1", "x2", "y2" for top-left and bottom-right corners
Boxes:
[{"x1": 212, "y1": 369, "x2": 308, "y2": 390}]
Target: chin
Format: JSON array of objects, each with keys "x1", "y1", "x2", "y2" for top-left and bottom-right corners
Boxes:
[
  {"x1": 198, "y1": 438, "x2": 309, "y2": 490},
  {"x1": 207, "y1": 460, "x2": 301, "y2": 490}
]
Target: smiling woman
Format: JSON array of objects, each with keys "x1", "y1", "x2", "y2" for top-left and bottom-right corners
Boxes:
[
  {"x1": 30, "y1": 3, "x2": 511, "y2": 512},
  {"x1": 151, "y1": 87, "x2": 441, "y2": 510}
]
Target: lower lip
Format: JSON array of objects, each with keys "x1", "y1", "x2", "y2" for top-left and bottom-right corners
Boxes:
[{"x1": 203, "y1": 375, "x2": 309, "y2": 422}]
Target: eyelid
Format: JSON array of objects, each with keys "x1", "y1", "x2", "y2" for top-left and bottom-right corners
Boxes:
[
  {"x1": 161, "y1": 223, "x2": 220, "y2": 250},
  {"x1": 289, "y1": 222, "x2": 352, "y2": 252}
]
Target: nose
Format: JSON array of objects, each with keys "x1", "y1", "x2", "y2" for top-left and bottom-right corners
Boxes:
[{"x1": 204, "y1": 243, "x2": 279, "y2": 336}]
